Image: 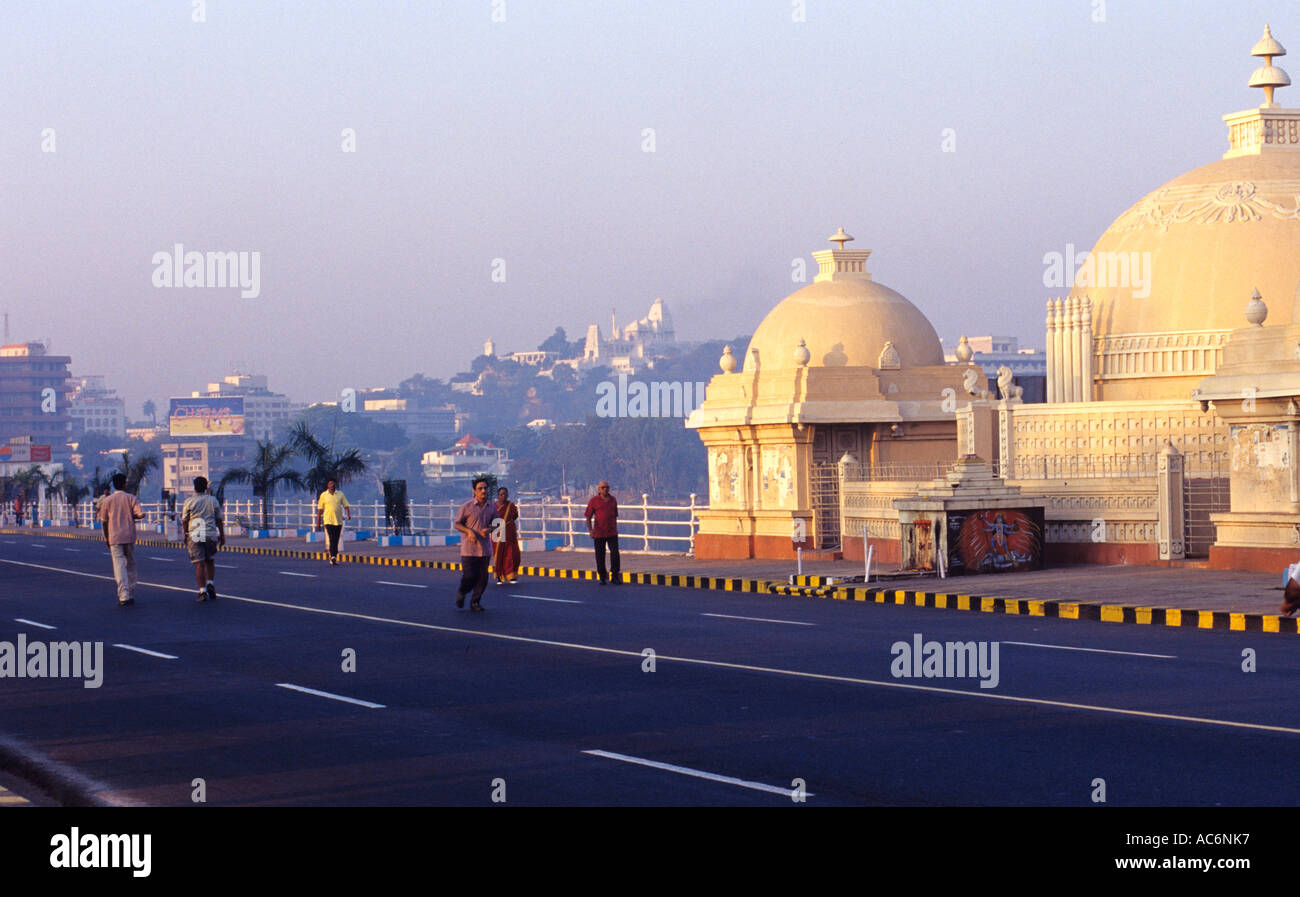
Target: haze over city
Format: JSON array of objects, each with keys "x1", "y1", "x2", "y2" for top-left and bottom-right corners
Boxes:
[{"x1": 2, "y1": 0, "x2": 1289, "y2": 410}]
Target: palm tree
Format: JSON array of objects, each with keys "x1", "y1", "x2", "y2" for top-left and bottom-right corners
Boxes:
[
  {"x1": 9, "y1": 466, "x2": 42, "y2": 523},
  {"x1": 61, "y1": 477, "x2": 91, "y2": 526},
  {"x1": 115, "y1": 450, "x2": 160, "y2": 495},
  {"x1": 289, "y1": 420, "x2": 368, "y2": 498},
  {"x1": 34, "y1": 468, "x2": 67, "y2": 521},
  {"x1": 217, "y1": 441, "x2": 305, "y2": 530}
]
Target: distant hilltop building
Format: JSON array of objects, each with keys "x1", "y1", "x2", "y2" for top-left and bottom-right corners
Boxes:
[
  {"x1": 583, "y1": 298, "x2": 676, "y2": 373},
  {"x1": 480, "y1": 298, "x2": 680, "y2": 379}
]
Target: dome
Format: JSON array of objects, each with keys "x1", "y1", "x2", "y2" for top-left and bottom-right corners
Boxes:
[
  {"x1": 746, "y1": 274, "x2": 944, "y2": 371},
  {"x1": 1075, "y1": 151, "x2": 1300, "y2": 341}
]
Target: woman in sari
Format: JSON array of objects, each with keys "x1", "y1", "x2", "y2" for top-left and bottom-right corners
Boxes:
[{"x1": 493, "y1": 487, "x2": 521, "y2": 585}]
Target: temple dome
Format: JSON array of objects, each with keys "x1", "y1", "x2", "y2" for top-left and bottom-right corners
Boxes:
[
  {"x1": 1076, "y1": 152, "x2": 1300, "y2": 340},
  {"x1": 745, "y1": 233, "x2": 944, "y2": 372},
  {"x1": 1066, "y1": 26, "x2": 1300, "y2": 401}
]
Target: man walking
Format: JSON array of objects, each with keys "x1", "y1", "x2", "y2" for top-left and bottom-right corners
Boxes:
[
  {"x1": 97, "y1": 473, "x2": 145, "y2": 607},
  {"x1": 453, "y1": 477, "x2": 499, "y2": 611},
  {"x1": 585, "y1": 480, "x2": 620, "y2": 585},
  {"x1": 181, "y1": 476, "x2": 225, "y2": 602},
  {"x1": 316, "y1": 479, "x2": 351, "y2": 565}
]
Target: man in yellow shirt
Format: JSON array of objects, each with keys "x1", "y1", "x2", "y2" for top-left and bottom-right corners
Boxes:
[{"x1": 316, "y1": 479, "x2": 351, "y2": 565}]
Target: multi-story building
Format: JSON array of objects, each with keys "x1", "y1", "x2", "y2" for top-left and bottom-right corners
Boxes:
[
  {"x1": 161, "y1": 439, "x2": 251, "y2": 501},
  {"x1": 361, "y1": 398, "x2": 456, "y2": 444},
  {"x1": 191, "y1": 373, "x2": 290, "y2": 442},
  {"x1": 0, "y1": 342, "x2": 72, "y2": 454},
  {"x1": 421, "y1": 434, "x2": 510, "y2": 485},
  {"x1": 69, "y1": 375, "x2": 126, "y2": 439}
]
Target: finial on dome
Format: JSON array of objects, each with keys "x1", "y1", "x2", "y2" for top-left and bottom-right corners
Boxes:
[
  {"x1": 1249, "y1": 25, "x2": 1290, "y2": 106},
  {"x1": 719, "y1": 345, "x2": 737, "y2": 373},
  {"x1": 1252, "y1": 24, "x2": 1287, "y2": 58},
  {"x1": 828, "y1": 227, "x2": 854, "y2": 250},
  {"x1": 1245, "y1": 287, "x2": 1268, "y2": 326},
  {"x1": 793, "y1": 338, "x2": 811, "y2": 367},
  {"x1": 954, "y1": 335, "x2": 974, "y2": 364}
]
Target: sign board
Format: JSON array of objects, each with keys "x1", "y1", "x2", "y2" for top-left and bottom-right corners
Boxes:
[{"x1": 169, "y1": 397, "x2": 245, "y2": 436}]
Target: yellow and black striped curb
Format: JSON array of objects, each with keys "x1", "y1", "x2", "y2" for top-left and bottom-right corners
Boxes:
[
  {"x1": 3, "y1": 529, "x2": 1290, "y2": 633},
  {"x1": 0, "y1": 784, "x2": 30, "y2": 806},
  {"x1": 829, "y1": 587, "x2": 1300, "y2": 633}
]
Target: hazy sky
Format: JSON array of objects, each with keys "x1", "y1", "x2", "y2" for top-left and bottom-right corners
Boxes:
[{"x1": 2, "y1": 0, "x2": 1292, "y2": 414}]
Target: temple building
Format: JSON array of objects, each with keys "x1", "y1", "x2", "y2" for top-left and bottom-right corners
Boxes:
[
  {"x1": 687, "y1": 228, "x2": 986, "y2": 558},
  {"x1": 690, "y1": 26, "x2": 1300, "y2": 573}
]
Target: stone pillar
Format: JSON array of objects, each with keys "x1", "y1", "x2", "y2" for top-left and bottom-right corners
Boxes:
[
  {"x1": 1045, "y1": 299, "x2": 1057, "y2": 403},
  {"x1": 1061, "y1": 298, "x2": 1076, "y2": 402},
  {"x1": 997, "y1": 400, "x2": 1018, "y2": 479},
  {"x1": 956, "y1": 401, "x2": 996, "y2": 461},
  {"x1": 1157, "y1": 441, "x2": 1185, "y2": 561},
  {"x1": 1080, "y1": 296, "x2": 1094, "y2": 402}
]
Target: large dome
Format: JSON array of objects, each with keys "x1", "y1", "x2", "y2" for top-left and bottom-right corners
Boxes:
[
  {"x1": 1076, "y1": 152, "x2": 1300, "y2": 339},
  {"x1": 746, "y1": 264, "x2": 944, "y2": 372}
]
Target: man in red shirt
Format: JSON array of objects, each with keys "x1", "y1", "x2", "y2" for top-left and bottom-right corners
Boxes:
[{"x1": 584, "y1": 481, "x2": 620, "y2": 585}]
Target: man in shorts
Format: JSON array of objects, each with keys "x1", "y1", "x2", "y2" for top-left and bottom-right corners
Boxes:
[{"x1": 181, "y1": 476, "x2": 225, "y2": 602}]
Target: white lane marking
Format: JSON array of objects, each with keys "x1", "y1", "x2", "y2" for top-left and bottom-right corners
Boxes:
[
  {"x1": 112, "y1": 644, "x2": 178, "y2": 660},
  {"x1": 511, "y1": 593, "x2": 581, "y2": 604},
  {"x1": 29, "y1": 543, "x2": 45, "y2": 548},
  {"x1": 14, "y1": 618, "x2": 55, "y2": 630},
  {"x1": 2, "y1": 540, "x2": 15, "y2": 544},
  {"x1": 63, "y1": 549, "x2": 81, "y2": 553},
  {"x1": 279, "y1": 571, "x2": 317, "y2": 578},
  {"x1": 4, "y1": 556, "x2": 1296, "y2": 737},
  {"x1": 582, "y1": 750, "x2": 810, "y2": 798},
  {"x1": 702, "y1": 613, "x2": 814, "y2": 627},
  {"x1": 276, "y1": 683, "x2": 384, "y2": 709},
  {"x1": 1001, "y1": 641, "x2": 1176, "y2": 660},
  {"x1": 215, "y1": 564, "x2": 237, "y2": 569},
  {"x1": 148, "y1": 557, "x2": 174, "y2": 562},
  {"x1": 376, "y1": 581, "x2": 428, "y2": 589}
]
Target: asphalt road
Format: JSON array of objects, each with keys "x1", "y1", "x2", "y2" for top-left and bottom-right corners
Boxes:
[{"x1": 1, "y1": 534, "x2": 1298, "y2": 806}]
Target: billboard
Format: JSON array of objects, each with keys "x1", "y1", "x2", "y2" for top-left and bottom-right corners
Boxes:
[
  {"x1": 169, "y1": 397, "x2": 245, "y2": 436},
  {"x1": 0, "y1": 444, "x2": 51, "y2": 463}
]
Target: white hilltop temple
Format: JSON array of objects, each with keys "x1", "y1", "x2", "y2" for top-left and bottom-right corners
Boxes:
[
  {"x1": 583, "y1": 298, "x2": 676, "y2": 372},
  {"x1": 690, "y1": 27, "x2": 1300, "y2": 573}
]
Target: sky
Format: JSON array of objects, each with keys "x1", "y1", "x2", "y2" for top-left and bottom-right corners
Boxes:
[{"x1": 1, "y1": 0, "x2": 1294, "y2": 414}]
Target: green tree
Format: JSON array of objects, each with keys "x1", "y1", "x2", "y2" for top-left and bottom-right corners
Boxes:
[
  {"x1": 289, "y1": 420, "x2": 369, "y2": 499},
  {"x1": 216, "y1": 441, "x2": 306, "y2": 530},
  {"x1": 60, "y1": 477, "x2": 91, "y2": 526},
  {"x1": 115, "y1": 449, "x2": 160, "y2": 495}
]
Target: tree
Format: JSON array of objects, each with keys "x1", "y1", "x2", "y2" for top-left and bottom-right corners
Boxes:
[
  {"x1": 538, "y1": 327, "x2": 570, "y2": 355},
  {"x1": 7, "y1": 466, "x2": 42, "y2": 520},
  {"x1": 289, "y1": 420, "x2": 369, "y2": 499},
  {"x1": 34, "y1": 468, "x2": 67, "y2": 521},
  {"x1": 115, "y1": 450, "x2": 160, "y2": 495},
  {"x1": 60, "y1": 477, "x2": 91, "y2": 526},
  {"x1": 216, "y1": 441, "x2": 305, "y2": 530}
]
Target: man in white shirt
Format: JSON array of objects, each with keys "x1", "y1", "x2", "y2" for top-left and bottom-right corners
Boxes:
[{"x1": 181, "y1": 476, "x2": 225, "y2": 602}]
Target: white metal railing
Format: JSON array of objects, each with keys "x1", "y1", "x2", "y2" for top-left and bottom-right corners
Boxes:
[{"x1": 25, "y1": 493, "x2": 706, "y2": 556}]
